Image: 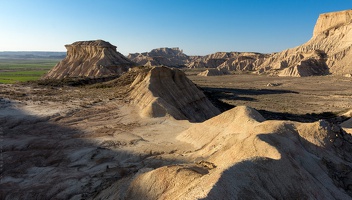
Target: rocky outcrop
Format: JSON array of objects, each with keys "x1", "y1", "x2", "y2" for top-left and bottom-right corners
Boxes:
[
  {"x1": 217, "y1": 52, "x2": 267, "y2": 71},
  {"x1": 313, "y1": 9, "x2": 352, "y2": 37},
  {"x1": 129, "y1": 49, "x2": 268, "y2": 71},
  {"x1": 256, "y1": 9, "x2": 352, "y2": 76},
  {"x1": 128, "y1": 47, "x2": 189, "y2": 68},
  {"x1": 197, "y1": 68, "x2": 230, "y2": 76},
  {"x1": 218, "y1": 10, "x2": 352, "y2": 76},
  {"x1": 186, "y1": 60, "x2": 207, "y2": 68},
  {"x1": 185, "y1": 51, "x2": 268, "y2": 74},
  {"x1": 42, "y1": 40, "x2": 136, "y2": 79},
  {"x1": 187, "y1": 52, "x2": 266, "y2": 70},
  {"x1": 278, "y1": 56, "x2": 329, "y2": 77},
  {"x1": 127, "y1": 10, "x2": 352, "y2": 77},
  {"x1": 128, "y1": 66, "x2": 220, "y2": 122}
]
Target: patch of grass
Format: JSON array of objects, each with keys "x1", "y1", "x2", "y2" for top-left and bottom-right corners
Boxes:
[
  {"x1": 0, "y1": 59, "x2": 59, "y2": 70},
  {"x1": 0, "y1": 70, "x2": 48, "y2": 84},
  {"x1": 0, "y1": 58, "x2": 60, "y2": 84}
]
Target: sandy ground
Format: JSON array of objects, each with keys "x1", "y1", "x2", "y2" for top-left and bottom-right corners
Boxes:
[
  {"x1": 187, "y1": 72, "x2": 352, "y2": 121},
  {"x1": 0, "y1": 83, "x2": 193, "y2": 199}
]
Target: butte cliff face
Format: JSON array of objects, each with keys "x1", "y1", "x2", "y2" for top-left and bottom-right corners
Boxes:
[
  {"x1": 217, "y1": 10, "x2": 352, "y2": 76},
  {"x1": 253, "y1": 9, "x2": 352, "y2": 76},
  {"x1": 309, "y1": 10, "x2": 352, "y2": 75},
  {"x1": 42, "y1": 40, "x2": 136, "y2": 79},
  {"x1": 128, "y1": 66, "x2": 220, "y2": 122},
  {"x1": 313, "y1": 9, "x2": 352, "y2": 37}
]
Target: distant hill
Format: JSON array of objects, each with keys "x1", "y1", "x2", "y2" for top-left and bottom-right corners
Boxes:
[
  {"x1": 0, "y1": 51, "x2": 66, "y2": 59},
  {"x1": 128, "y1": 47, "x2": 189, "y2": 68}
]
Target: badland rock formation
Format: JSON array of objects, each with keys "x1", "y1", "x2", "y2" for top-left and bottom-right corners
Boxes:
[
  {"x1": 42, "y1": 40, "x2": 136, "y2": 79},
  {"x1": 129, "y1": 66, "x2": 220, "y2": 122},
  {"x1": 189, "y1": 52, "x2": 267, "y2": 72},
  {"x1": 254, "y1": 9, "x2": 352, "y2": 76},
  {"x1": 128, "y1": 47, "x2": 189, "y2": 68},
  {"x1": 213, "y1": 10, "x2": 352, "y2": 76},
  {"x1": 130, "y1": 10, "x2": 352, "y2": 77},
  {"x1": 197, "y1": 67, "x2": 230, "y2": 76}
]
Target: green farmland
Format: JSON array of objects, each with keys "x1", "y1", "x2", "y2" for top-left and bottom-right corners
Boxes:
[{"x1": 0, "y1": 59, "x2": 59, "y2": 84}]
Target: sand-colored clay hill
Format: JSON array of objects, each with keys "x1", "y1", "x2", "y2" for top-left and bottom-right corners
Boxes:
[
  {"x1": 253, "y1": 9, "x2": 352, "y2": 76},
  {"x1": 129, "y1": 66, "x2": 220, "y2": 122},
  {"x1": 219, "y1": 10, "x2": 352, "y2": 76},
  {"x1": 42, "y1": 40, "x2": 136, "y2": 79},
  {"x1": 187, "y1": 52, "x2": 231, "y2": 69},
  {"x1": 189, "y1": 52, "x2": 267, "y2": 71},
  {"x1": 125, "y1": 106, "x2": 352, "y2": 199},
  {"x1": 197, "y1": 68, "x2": 230, "y2": 76},
  {"x1": 128, "y1": 47, "x2": 189, "y2": 68}
]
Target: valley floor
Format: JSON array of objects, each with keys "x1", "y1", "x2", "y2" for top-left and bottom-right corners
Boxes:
[{"x1": 188, "y1": 73, "x2": 352, "y2": 121}]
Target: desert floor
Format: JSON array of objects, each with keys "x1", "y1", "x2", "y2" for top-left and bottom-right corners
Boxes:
[{"x1": 186, "y1": 71, "x2": 352, "y2": 122}]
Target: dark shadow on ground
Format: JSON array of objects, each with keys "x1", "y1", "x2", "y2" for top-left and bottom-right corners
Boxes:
[
  {"x1": 258, "y1": 109, "x2": 349, "y2": 123},
  {"x1": 201, "y1": 86, "x2": 347, "y2": 123},
  {"x1": 201, "y1": 86, "x2": 298, "y2": 112},
  {"x1": 202, "y1": 87, "x2": 299, "y2": 97},
  {"x1": 202, "y1": 126, "x2": 352, "y2": 199},
  {"x1": 0, "y1": 100, "x2": 185, "y2": 199},
  {"x1": 28, "y1": 75, "x2": 120, "y2": 87}
]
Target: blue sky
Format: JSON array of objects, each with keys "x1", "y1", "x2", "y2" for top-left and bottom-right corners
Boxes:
[{"x1": 1, "y1": 0, "x2": 351, "y2": 55}]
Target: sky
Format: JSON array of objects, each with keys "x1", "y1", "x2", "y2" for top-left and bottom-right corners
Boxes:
[{"x1": 1, "y1": 0, "x2": 351, "y2": 55}]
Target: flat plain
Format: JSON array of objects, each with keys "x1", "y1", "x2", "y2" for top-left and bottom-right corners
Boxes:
[
  {"x1": 185, "y1": 69, "x2": 352, "y2": 122},
  {"x1": 1, "y1": 64, "x2": 351, "y2": 121},
  {"x1": 0, "y1": 58, "x2": 60, "y2": 83}
]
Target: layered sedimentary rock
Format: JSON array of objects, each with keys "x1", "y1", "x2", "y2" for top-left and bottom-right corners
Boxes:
[
  {"x1": 255, "y1": 9, "x2": 352, "y2": 76},
  {"x1": 188, "y1": 58, "x2": 227, "y2": 69},
  {"x1": 217, "y1": 52, "x2": 267, "y2": 71},
  {"x1": 218, "y1": 10, "x2": 352, "y2": 76},
  {"x1": 42, "y1": 40, "x2": 136, "y2": 79},
  {"x1": 187, "y1": 52, "x2": 266, "y2": 70},
  {"x1": 127, "y1": 10, "x2": 352, "y2": 77},
  {"x1": 313, "y1": 9, "x2": 352, "y2": 37},
  {"x1": 201, "y1": 10, "x2": 352, "y2": 76},
  {"x1": 126, "y1": 106, "x2": 352, "y2": 199},
  {"x1": 197, "y1": 68, "x2": 230, "y2": 76},
  {"x1": 277, "y1": 53, "x2": 329, "y2": 77},
  {"x1": 129, "y1": 66, "x2": 220, "y2": 122},
  {"x1": 128, "y1": 47, "x2": 189, "y2": 68}
]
